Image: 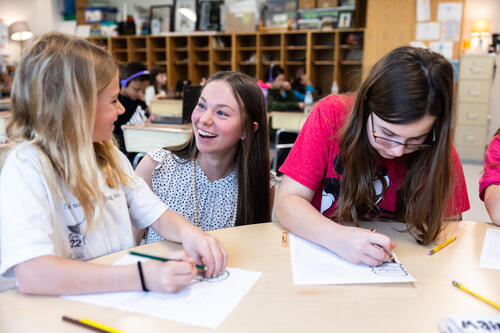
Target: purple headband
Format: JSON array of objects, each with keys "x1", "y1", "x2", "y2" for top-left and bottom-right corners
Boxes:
[{"x1": 120, "y1": 70, "x2": 150, "y2": 87}]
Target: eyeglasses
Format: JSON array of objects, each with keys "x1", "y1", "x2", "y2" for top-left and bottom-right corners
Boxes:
[{"x1": 370, "y1": 114, "x2": 435, "y2": 150}]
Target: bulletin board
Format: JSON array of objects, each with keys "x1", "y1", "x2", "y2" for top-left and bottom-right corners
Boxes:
[{"x1": 362, "y1": 0, "x2": 465, "y2": 78}]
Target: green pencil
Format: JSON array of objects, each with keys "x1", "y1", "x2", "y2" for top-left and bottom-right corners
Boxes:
[{"x1": 129, "y1": 251, "x2": 208, "y2": 271}]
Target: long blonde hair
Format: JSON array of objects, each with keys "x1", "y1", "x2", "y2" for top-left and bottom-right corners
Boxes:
[{"x1": 4, "y1": 32, "x2": 128, "y2": 229}]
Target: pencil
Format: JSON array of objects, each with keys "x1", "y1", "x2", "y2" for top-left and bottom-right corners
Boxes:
[
  {"x1": 370, "y1": 228, "x2": 396, "y2": 263},
  {"x1": 282, "y1": 231, "x2": 288, "y2": 247},
  {"x1": 427, "y1": 236, "x2": 456, "y2": 255},
  {"x1": 129, "y1": 251, "x2": 208, "y2": 271},
  {"x1": 452, "y1": 281, "x2": 500, "y2": 311},
  {"x1": 62, "y1": 316, "x2": 124, "y2": 333}
]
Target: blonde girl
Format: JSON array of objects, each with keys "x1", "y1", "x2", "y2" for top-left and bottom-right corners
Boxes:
[{"x1": 0, "y1": 33, "x2": 227, "y2": 295}]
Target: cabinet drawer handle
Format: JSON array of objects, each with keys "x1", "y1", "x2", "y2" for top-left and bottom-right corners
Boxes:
[
  {"x1": 466, "y1": 112, "x2": 478, "y2": 119},
  {"x1": 464, "y1": 135, "x2": 477, "y2": 142},
  {"x1": 470, "y1": 67, "x2": 483, "y2": 73},
  {"x1": 467, "y1": 90, "x2": 481, "y2": 96}
]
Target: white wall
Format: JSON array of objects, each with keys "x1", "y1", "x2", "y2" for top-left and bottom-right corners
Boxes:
[
  {"x1": 462, "y1": 0, "x2": 500, "y2": 140},
  {"x1": 463, "y1": 0, "x2": 500, "y2": 39},
  {"x1": 0, "y1": 0, "x2": 59, "y2": 63}
]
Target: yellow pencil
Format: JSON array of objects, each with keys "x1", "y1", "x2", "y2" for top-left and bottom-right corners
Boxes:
[
  {"x1": 62, "y1": 316, "x2": 124, "y2": 333},
  {"x1": 452, "y1": 281, "x2": 500, "y2": 311},
  {"x1": 427, "y1": 236, "x2": 456, "y2": 255},
  {"x1": 282, "y1": 231, "x2": 288, "y2": 247},
  {"x1": 80, "y1": 318, "x2": 125, "y2": 333}
]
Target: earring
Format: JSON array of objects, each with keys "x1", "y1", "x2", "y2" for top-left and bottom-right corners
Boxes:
[{"x1": 241, "y1": 135, "x2": 246, "y2": 140}]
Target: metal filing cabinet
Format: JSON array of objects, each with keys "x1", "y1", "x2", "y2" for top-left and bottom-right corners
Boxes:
[{"x1": 454, "y1": 54, "x2": 495, "y2": 161}]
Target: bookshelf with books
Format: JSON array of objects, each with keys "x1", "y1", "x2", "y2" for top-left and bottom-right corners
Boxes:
[{"x1": 89, "y1": 28, "x2": 364, "y2": 95}]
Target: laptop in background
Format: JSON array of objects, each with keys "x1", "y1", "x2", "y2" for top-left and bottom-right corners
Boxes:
[{"x1": 151, "y1": 85, "x2": 202, "y2": 124}]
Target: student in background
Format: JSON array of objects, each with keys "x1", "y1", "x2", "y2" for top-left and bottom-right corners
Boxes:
[
  {"x1": 114, "y1": 61, "x2": 150, "y2": 159},
  {"x1": 276, "y1": 46, "x2": 470, "y2": 266},
  {"x1": 0, "y1": 33, "x2": 227, "y2": 295},
  {"x1": 479, "y1": 129, "x2": 500, "y2": 226},
  {"x1": 0, "y1": 57, "x2": 11, "y2": 97},
  {"x1": 266, "y1": 65, "x2": 303, "y2": 111},
  {"x1": 291, "y1": 72, "x2": 314, "y2": 103},
  {"x1": 135, "y1": 71, "x2": 274, "y2": 243},
  {"x1": 145, "y1": 66, "x2": 167, "y2": 107}
]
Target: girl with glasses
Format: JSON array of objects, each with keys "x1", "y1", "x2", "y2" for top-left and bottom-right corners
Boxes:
[{"x1": 275, "y1": 46, "x2": 469, "y2": 266}]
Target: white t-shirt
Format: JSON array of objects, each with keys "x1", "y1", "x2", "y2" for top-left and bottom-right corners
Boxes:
[
  {"x1": 144, "y1": 85, "x2": 166, "y2": 106},
  {"x1": 0, "y1": 144, "x2": 167, "y2": 277}
]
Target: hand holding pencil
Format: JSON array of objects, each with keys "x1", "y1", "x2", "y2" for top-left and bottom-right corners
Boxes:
[{"x1": 138, "y1": 250, "x2": 197, "y2": 293}]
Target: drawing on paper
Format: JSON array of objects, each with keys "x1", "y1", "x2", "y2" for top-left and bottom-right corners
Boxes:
[
  {"x1": 370, "y1": 262, "x2": 409, "y2": 277},
  {"x1": 196, "y1": 270, "x2": 230, "y2": 283}
]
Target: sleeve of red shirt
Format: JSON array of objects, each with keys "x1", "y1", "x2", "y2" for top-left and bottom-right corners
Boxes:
[
  {"x1": 479, "y1": 134, "x2": 500, "y2": 201},
  {"x1": 279, "y1": 95, "x2": 350, "y2": 193},
  {"x1": 445, "y1": 144, "x2": 470, "y2": 216}
]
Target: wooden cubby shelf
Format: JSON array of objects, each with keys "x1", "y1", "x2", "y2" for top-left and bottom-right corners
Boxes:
[{"x1": 90, "y1": 28, "x2": 364, "y2": 95}]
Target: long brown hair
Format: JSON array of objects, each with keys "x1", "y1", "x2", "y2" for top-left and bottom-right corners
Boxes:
[
  {"x1": 338, "y1": 46, "x2": 455, "y2": 244},
  {"x1": 4, "y1": 32, "x2": 127, "y2": 231},
  {"x1": 167, "y1": 71, "x2": 271, "y2": 225}
]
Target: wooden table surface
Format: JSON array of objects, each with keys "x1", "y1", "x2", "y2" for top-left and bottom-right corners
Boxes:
[{"x1": 0, "y1": 221, "x2": 498, "y2": 332}]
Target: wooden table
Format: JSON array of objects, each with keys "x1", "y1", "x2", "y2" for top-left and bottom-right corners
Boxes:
[
  {"x1": 0, "y1": 221, "x2": 498, "y2": 332},
  {"x1": 121, "y1": 122, "x2": 192, "y2": 153}
]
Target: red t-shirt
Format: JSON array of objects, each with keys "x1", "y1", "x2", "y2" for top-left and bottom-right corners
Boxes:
[
  {"x1": 479, "y1": 134, "x2": 500, "y2": 201},
  {"x1": 280, "y1": 94, "x2": 470, "y2": 218}
]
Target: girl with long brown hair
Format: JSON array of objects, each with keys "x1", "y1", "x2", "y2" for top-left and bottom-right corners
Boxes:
[
  {"x1": 0, "y1": 33, "x2": 227, "y2": 295},
  {"x1": 135, "y1": 71, "x2": 274, "y2": 243},
  {"x1": 276, "y1": 46, "x2": 469, "y2": 266}
]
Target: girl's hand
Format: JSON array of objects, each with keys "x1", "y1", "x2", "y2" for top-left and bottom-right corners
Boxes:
[
  {"x1": 142, "y1": 250, "x2": 196, "y2": 293},
  {"x1": 335, "y1": 226, "x2": 395, "y2": 266},
  {"x1": 181, "y1": 229, "x2": 228, "y2": 278}
]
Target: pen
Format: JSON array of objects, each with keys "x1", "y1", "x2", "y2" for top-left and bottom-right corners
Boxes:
[
  {"x1": 129, "y1": 251, "x2": 208, "y2": 271},
  {"x1": 452, "y1": 281, "x2": 500, "y2": 311},
  {"x1": 62, "y1": 316, "x2": 124, "y2": 333},
  {"x1": 427, "y1": 236, "x2": 456, "y2": 255},
  {"x1": 370, "y1": 228, "x2": 396, "y2": 263}
]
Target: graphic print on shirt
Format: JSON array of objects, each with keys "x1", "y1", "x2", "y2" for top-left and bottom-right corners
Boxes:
[
  {"x1": 67, "y1": 221, "x2": 85, "y2": 260},
  {"x1": 320, "y1": 155, "x2": 391, "y2": 215},
  {"x1": 126, "y1": 105, "x2": 148, "y2": 125}
]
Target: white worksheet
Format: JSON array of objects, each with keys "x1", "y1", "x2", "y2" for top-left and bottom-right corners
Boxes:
[
  {"x1": 64, "y1": 254, "x2": 262, "y2": 328},
  {"x1": 479, "y1": 228, "x2": 500, "y2": 270},
  {"x1": 289, "y1": 233, "x2": 416, "y2": 285},
  {"x1": 438, "y1": 315, "x2": 500, "y2": 333}
]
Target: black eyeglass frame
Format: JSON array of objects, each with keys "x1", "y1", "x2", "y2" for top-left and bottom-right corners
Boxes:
[{"x1": 370, "y1": 113, "x2": 435, "y2": 150}]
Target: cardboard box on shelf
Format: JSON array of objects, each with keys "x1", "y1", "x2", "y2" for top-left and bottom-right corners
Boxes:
[
  {"x1": 317, "y1": 0, "x2": 338, "y2": 8},
  {"x1": 225, "y1": 12, "x2": 256, "y2": 33},
  {"x1": 299, "y1": 0, "x2": 317, "y2": 9}
]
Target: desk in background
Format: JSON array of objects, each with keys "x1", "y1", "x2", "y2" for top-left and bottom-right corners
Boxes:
[
  {"x1": 121, "y1": 122, "x2": 191, "y2": 154},
  {"x1": 269, "y1": 111, "x2": 309, "y2": 172},
  {"x1": 0, "y1": 111, "x2": 10, "y2": 139},
  {"x1": 0, "y1": 221, "x2": 498, "y2": 333}
]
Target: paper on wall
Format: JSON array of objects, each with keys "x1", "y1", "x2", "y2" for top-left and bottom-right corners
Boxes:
[
  {"x1": 437, "y1": 3, "x2": 463, "y2": 22},
  {"x1": 417, "y1": 0, "x2": 431, "y2": 22},
  {"x1": 429, "y1": 41, "x2": 454, "y2": 59},
  {"x1": 417, "y1": 22, "x2": 440, "y2": 41}
]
